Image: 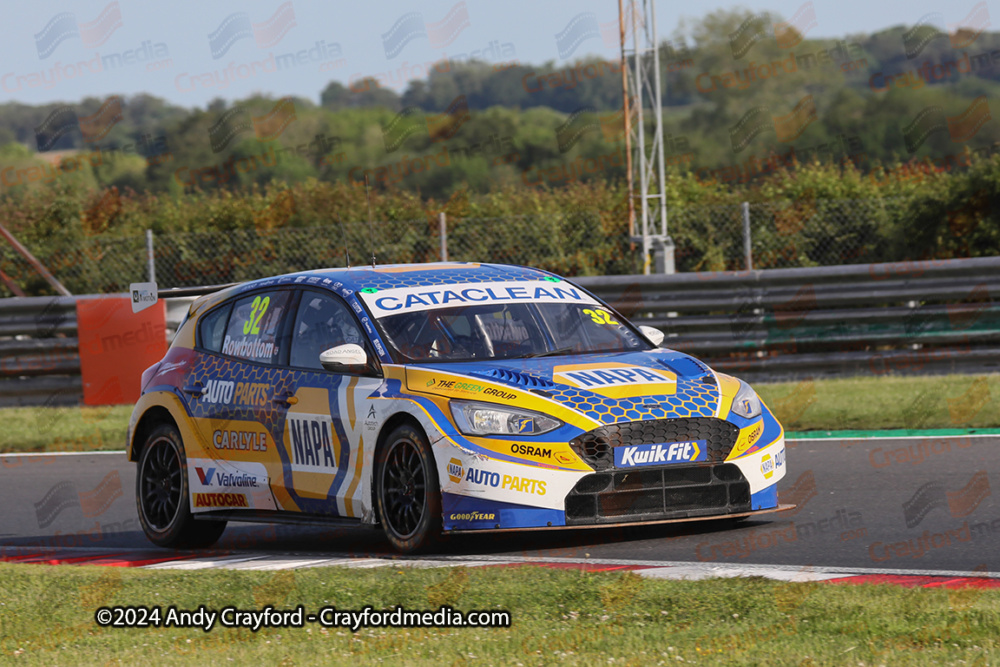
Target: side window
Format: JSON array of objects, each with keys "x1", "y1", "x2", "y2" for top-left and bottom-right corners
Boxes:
[
  {"x1": 577, "y1": 306, "x2": 642, "y2": 351},
  {"x1": 544, "y1": 304, "x2": 640, "y2": 353},
  {"x1": 290, "y1": 291, "x2": 365, "y2": 371},
  {"x1": 221, "y1": 291, "x2": 292, "y2": 365},
  {"x1": 198, "y1": 303, "x2": 232, "y2": 352}
]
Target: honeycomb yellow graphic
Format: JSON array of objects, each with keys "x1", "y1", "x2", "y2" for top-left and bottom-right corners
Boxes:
[
  {"x1": 546, "y1": 377, "x2": 719, "y2": 425},
  {"x1": 187, "y1": 354, "x2": 300, "y2": 435}
]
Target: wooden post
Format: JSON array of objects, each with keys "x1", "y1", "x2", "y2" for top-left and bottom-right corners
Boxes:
[{"x1": 0, "y1": 223, "x2": 71, "y2": 296}]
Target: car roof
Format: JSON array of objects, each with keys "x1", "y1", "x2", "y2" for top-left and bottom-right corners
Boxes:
[
  {"x1": 189, "y1": 262, "x2": 559, "y2": 317},
  {"x1": 253, "y1": 262, "x2": 555, "y2": 292}
]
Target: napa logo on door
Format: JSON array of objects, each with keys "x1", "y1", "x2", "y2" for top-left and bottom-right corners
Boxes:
[
  {"x1": 614, "y1": 440, "x2": 707, "y2": 468},
  {"x1": 286, "y1": 412, "x2": 338, "y2": 473}
]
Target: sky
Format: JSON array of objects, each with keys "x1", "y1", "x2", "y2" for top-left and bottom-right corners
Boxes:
[{"x1": 0, "y1": 0, "x2": 984, "y2": 108}]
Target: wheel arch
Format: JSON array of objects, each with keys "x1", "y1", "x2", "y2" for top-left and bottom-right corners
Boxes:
[
  {"x1": 130, "y1": 406, "x2": 179, "y2": 463},
  {"x1": 366, "y1": 412, "x2": 430, "y2": 523}
]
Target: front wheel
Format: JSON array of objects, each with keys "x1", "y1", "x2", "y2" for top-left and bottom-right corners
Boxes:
[
  {"x1": 375, "y1": 424, "x2": 442, "y2": 553},
  {"x1": 136, "y1": 423, "x2": 227, "y2": 549}
]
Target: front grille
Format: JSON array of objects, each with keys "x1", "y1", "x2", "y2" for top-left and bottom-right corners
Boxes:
[
  {"x1": 569, "y1": 417, "x2": 740, "y2": 471},
  {"x1": 565, "y1": 463, "x2": 751, "y2": 525}
]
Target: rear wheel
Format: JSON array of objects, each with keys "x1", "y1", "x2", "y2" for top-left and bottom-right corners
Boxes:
[
  {"x1": 136, "y1": 423, "x2": 226, "y2": 549},
  {"x1": 375, "y1": 424, "x2": 442, "y2": 553}
]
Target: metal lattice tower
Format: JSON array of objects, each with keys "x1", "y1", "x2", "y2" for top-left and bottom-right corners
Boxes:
[{"x1": 619, "y1": 0, "x2": 674, "y2": 274}]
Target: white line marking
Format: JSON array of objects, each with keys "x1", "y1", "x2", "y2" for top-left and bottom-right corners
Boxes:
[
  {"x1": 9, "y1": 545, "x2": 1000, "y2": 580},
  {"x1": 144, "y1": 555, "x2": 270, "y2": 570},
  {"x1": 788, "y1": 434, "x2": 1000, "y2": 443},
  {"x1": 637, "y1": 566, "x2": 844, "y2": 582},
  {"x1": 441, "y1": 554, "x2": 1000, "y2": 579},
  {"x1": 220, "y1": 557, "x2": 354, "y2": 571},
  {"x1": 337, "y1": 560, "x2": 398, "y2": 569},
  {"x1": 298, "y1": 558, "x2": 385, "y2": 570}
]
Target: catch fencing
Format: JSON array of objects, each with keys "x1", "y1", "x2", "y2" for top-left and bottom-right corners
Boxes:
[
  {"x1": 0, "y1": 198, "x2": 914, "y2": 297},
  {"x1": 2, "y1": 256, "x2": 997, "y2": 406}
]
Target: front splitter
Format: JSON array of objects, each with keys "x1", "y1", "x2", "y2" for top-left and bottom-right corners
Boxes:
[{"x1": 445, "y1": 503, "x2": 796, "y2": 534}]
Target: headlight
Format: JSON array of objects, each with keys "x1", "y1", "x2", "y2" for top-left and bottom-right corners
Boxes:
[
  {"x1": 450, "y1": 400, "x2": 562, "y2": 436},
  {"x1": 731, "y1": 381, "x2": 762, "y2": 419}
]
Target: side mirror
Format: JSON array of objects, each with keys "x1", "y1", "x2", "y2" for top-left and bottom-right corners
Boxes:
[
  {"x1": 320, "y1": 343, "x2": 367, "y2": 371},
  {"x1": 639, "y1": 325, "x2": 665, "y2": 347}
]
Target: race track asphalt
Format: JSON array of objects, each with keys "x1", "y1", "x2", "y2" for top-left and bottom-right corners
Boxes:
[{"x1": 2, "y1": 435, "x2": 997, "y2": 572}]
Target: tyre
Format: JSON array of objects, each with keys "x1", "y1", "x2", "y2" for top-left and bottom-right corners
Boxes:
[
  {"x1": 375, "y1": 423, "x2": 442, "y2": 553},
  {"x1": 136, "y1": 423, "x2": 227, "y2": 549}
]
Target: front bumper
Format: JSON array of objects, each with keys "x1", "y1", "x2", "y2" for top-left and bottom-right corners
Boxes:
[
  {"x1": 436, "y1": 415, "x2": 787, "y2": 532},
  {"x1": 565, "y1": 462, "x2": 751, "y2": 525}
]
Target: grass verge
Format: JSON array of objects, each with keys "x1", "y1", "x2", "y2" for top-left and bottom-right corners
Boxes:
[
  {"x1": 1, "y1": 562, "x2": 998, "y2": 666},
  {"x1": 1, "y1": 404, "x2": 131, "y2": 453},
  {"x1": 755, "y1": 373, "x2": 1000, "y2": 433},
  {"x1": 1, "y1": 373, "x2": 998, "y2": 453}
]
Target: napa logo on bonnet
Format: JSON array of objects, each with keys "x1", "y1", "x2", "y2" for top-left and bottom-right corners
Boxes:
[
  {"x1": 615, "y1": 440, "x2": 707, "y2": 468},
  {"x1": 554, "y1": 362, "x2": 677, "y2": 399}
]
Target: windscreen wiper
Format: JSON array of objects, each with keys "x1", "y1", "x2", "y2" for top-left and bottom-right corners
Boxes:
[{"x1": 523, "y1": 346, "x2": 576, "y2": 358}]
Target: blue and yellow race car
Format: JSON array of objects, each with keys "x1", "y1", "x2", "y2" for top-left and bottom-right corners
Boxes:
[{"x1": 128, "y1": 263, "x2": 787, "y2": 553}]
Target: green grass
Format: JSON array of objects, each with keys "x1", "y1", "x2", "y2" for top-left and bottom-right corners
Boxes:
[
  {"x1": 1, "y1": 563, "x2": 998, "y2": 665},
  {"x1": 755, "y1": 373, "x2": 1000, "y2": 433},
  {"x1": 0, "y1": 404, "x2": 131, "y2": 453},
  {"x1": 1, "y1": 373, "x2": 999, "y2": 453}
]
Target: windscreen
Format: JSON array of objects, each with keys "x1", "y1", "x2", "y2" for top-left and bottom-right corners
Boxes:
[{"x1": 360, "y1": 280, "x2": 649, "y2": 362}]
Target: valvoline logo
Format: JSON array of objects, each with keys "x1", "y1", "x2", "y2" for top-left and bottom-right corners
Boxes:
[
  {"x1": 195, "y1": 466, "x2": 259, "y2": 488},
  {"x1": 614, "y1": 440, "x2": 707, "y2": 468}
]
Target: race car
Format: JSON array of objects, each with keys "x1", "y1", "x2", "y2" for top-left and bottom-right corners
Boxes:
[{"x1": 127, "y1": 262, "x2": 787, "y2": 553}]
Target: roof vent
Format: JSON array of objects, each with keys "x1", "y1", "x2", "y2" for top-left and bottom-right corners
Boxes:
[{"x1": 658, "y1": 357, "x2": 709, "y2": 378}]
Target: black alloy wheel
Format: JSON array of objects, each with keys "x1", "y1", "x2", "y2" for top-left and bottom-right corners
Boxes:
[
  {"x1": 141, "y1": 434, "x2": 182, "y2": 530},
  {"x1": 376, "y1": 424, "x2": 442, "y2": 553},
  {"x1": 136, "y1": 423, "x2": 226, "y2": 549}
]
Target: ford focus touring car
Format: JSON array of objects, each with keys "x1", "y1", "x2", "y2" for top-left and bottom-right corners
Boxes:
[{"x1": 128, "y1": 262, "x2": 788, "y2": 553}]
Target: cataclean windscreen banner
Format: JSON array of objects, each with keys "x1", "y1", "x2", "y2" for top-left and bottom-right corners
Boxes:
[{"x1": 359, "y1": 280, "x2": 599, "y2": 317}]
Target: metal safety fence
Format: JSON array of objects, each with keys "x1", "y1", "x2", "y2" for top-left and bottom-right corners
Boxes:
[
  {"x1": 575, "y1": 256, "x2": 1000, "y2": 382},
  {"x1": 2, "y1": 256, "x2": 997, "y2": 406}
]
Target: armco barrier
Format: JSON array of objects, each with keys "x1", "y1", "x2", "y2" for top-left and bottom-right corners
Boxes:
[
  {"x1": 1, "y1": 257, "x2": 998, "y2": 406},
  {"x1": 575, "y1": 256, "x2": 1000, "y2": 381},
  {"x1": 0, "y1": 295, "x2": 193, "y2": 408}
]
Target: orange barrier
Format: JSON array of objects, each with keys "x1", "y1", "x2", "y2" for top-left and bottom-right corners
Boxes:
[{"x1": 76, "y1": 297, "x2": 167, "y2": 405}]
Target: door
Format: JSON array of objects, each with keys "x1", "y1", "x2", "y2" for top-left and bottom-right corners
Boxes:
[
  {"x1": 275, "y1": 289, "x2": 384, "y2": 519},
  {"x1": 182, "y1": 289, "x2": 295, "y2": 514}
]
